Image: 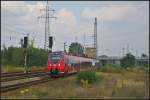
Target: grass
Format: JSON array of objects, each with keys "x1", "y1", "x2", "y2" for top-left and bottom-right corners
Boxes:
[
  {"x1": 1, "y1": 67, "x2": 149, "y2": 99},
  {"x1": 97, "y1": 64, "x2": 149, "y2": 74},
  {"x1": 1, "y1": 65, "x2": 45, "y2": 73},
  {"x1": 77, "y1": 70, "x2": 98, "y2": 84},
  {"x1": 1, "y1": 65, "x2": 24, "y2": 73}
]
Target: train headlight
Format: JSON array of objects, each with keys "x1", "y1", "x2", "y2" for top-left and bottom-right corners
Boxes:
[{"x1": 58, "y1": 64, "x2": 60, "y2": 66}]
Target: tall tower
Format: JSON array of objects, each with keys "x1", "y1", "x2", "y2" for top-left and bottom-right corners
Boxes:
[
  {"x1": 94, "y1": 17, "x2": 98, "y2": 59},
  {"x1": 38, "y1": 1, "x2": 56, "y2": 51},
  {"x1": 83, "y1": 33, "x2": 86, "y2": 54},
  {"x1": 45, "y1": 1, "x2": 49, "y2": 50}
]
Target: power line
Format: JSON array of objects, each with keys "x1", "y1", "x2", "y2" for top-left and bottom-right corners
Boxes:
[
  {"x1": 64, "y1": 42, "x2": 67, "y2": 53},
  {"x1": 2, "y1": 26, "x2": 26, "y2": 35},
  {"x1": 2, "y1": 22, "x2": 27, "y2": 33},
  {"x1": 2, "y1": 23, "x2": 44, "y2": 42},
  {"x1": 1, "y1": 8, "x2": 36, "y2": 25},
  {"x1": 1, "y1": 10, "x2": 20, "y2": 17},
  {"x1": 38, "y1": 1, "x2": 57, "y2": 51}
]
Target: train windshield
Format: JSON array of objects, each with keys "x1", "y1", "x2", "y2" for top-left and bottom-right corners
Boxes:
[{"x1": 50, "y1": 56, "x2": 61, "y2": 63}]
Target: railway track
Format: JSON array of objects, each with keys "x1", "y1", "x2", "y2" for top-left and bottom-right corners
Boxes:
[
  {"x1": 1, "y1": 70, "x2": 44, "y2": 77},
  {"x1": 1, "y1": 77, "x2": 50, "y2": 92},
  {"x1": 1, "y1": 72, "x2": 46, "y2": 82},
  {"x1": 1, "y1": 71, "x2": 49, "y2": 92},
  {"x1": 1, "y1": 72, "x2": 76, "y2": 93}
]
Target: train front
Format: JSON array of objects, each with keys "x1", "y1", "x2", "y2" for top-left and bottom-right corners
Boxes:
[{"x1": 46, "y1": 51, "x2": 65, "y2": 77}]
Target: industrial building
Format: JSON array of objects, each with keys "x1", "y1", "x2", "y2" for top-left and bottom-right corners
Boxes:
[
  {"x1": 98, "y1": 55, "x2": 149, "y2": 67},
  {"x1": 85, "y1": 47, "x2": 96, "y2": 58}
]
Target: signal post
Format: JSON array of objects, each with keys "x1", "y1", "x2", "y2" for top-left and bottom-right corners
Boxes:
[
  {"x1": 49, "y1": 36, "x2": 53, "y2": 53},
  {"x1": 23, "y1": 36, "x2": 28, "y2": 73}
]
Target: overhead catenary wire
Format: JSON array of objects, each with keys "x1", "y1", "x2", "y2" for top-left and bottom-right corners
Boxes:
[
  {"x1": 2, "y1": 22, "x2": 43, "y2": 37},
  {"x1": 1, "y1": 2, "x2": 45, "y2": 49},
  {"x1": 38, "y1": 1, "x2": 57, "y2": 50},
  {"x1": 2, "y1": 23, "x2": 28, "y2": 34},
  {"x1": 2, "y1": 26, "x2": 26, "y2": 35}
]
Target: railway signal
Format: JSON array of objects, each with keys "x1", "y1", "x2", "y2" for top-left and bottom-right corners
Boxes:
[
  {"x1": 23, "y1": 36, "x2": 28, "y2": 48},
  {"x1": 49, "y1": 36, "x2": 53, "y2": 53},
  {"x1": 64, "y1": 42, "x2": 67, "y2": 53},
  {"x1": 20, "y1": 38, "x2": 24, "y2": 48},
  {"x1": 23, "y1": 36, "x2": 28, "y2": 73}
]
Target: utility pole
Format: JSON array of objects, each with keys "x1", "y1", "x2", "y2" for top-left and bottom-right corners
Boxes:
[
  {"x1": 127, "y1": 43, "x2": 130, "y2": 54},
  {"x1": 38, "y1": 1, "x2": 56, "y2": 51},
  {"x1": 136, "y1": 50, "x2": 138, "y2": 57},
  {"x1": 20, "y1": 38, "x2": 24, "y2": 48},
  {"x1": 24, "y1": 51, "x2": 27, "y2": 72},
  {"x1": 122, "y1": 47, "x2": 125, "y2": 57},
  {"x1": 75, "y1": 36, "x2": 78, "y2": 43},
  {"x1": 64, "y1": 42, "x2": 67, "y2": 53},
  {"x1": 23, "y1": 36, "x2": 28, "y2": 73},
  {"x1": 83, "y1": 34, "x2": 86, "y2": 54}
]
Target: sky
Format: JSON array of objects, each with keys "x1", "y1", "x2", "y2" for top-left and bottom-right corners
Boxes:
[{"x1": 1, "y1": 1, "x2": 149, "y2": 57}]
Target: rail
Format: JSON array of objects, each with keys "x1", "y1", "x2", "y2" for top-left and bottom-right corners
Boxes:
[{"x1": 1, "y1": 72, "x2": 76, "y2": 93}]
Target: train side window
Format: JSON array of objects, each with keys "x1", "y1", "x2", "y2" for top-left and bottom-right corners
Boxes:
[
  {"x1": 74, "y1": 63, "x2": 76, "y2": 67},
  {"x1": 68, "y1": 63, "x2": 71, "y2": 66},
  {"x1": 72, "y1": 63, "x2": 74, "y2": 67},
  {"x1": 65, "y1": 63, "x2": 67, "y2": 66}
]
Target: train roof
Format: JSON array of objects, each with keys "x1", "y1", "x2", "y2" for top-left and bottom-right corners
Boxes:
[
  {"x1": 50, "y1": 51, "x2": 95, "y2": 62},
  {"x1": 51, "y1": 51, "x2": 65, "y2": 55}
]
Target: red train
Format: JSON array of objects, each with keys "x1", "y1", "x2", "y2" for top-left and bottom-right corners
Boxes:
[{"x1": 45, "y1": 51, "x2": 94, "y2": 76}]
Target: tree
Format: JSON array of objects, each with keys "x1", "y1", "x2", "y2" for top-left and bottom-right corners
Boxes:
[
  {"x1": 5, "y1": 46, "x2": 14, "y2": 65},
  {"x1": 28, "y1": 38, "x2": 35, "y2": 48},
  {"x1": 69, "y1": 42, "x2": 84, "y2": 56},
  {"x1": 11, "y1": 47, "x2": 24, "y2": 66},
  {"x1": 141, "y1": 53, "x2": 148, "y2": 58},
  {"x1": 2, "y1": 46, "x2": 48, "y2": 67},
  {"x1": 121, "y1": 53, "x2": 135, "y2": 68},
  {"x1": 27, "y1": 47, "x2": 48, "y2": 67},
  {"x1": 1, "y1": 44, "x2": 7, "y2": 66}
]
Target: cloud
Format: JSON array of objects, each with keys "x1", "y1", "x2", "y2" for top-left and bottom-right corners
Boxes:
[
  {"x1": 51, "y1": 8, "x2": 78, "y2": 43},
  {"x1": 1, "y1": 1, "x2": 149, "y2": 56},
  {"x1": 1, "y1": 1, "x2": 27, "y2": 14},
  {"x1": 1, "y1": 1, "x2": 78, "y2": 50},
  {"x1": 1, "y1": 1, "x2": 46, "y2": 48},
  {"x1": 81, "y1": 3, "x2": 147, "y2": 21},
  {"x1": 1, "y1": 1, "x2": 46, "y2": 22},
  {"x1": 50, "y1": 8, "x2": 78, "y2": 51},
  {"x1": 1, "y1": 1, "x2": 46, "y2": 12},
  {"x1": 55, "y1": 8, "x2": 77, "y2": 31}
]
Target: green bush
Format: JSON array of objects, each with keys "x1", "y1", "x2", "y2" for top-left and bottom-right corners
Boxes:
[
  {"x1": 111, "y1": 64, "x2": 121, "y2": 68},
  {"x1": 76, "y1": 70, "x2": 98, "y2": 84},
  {"x1": 121, "y1": 53, "x2": 135, "y2": 68}
]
